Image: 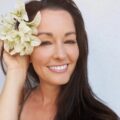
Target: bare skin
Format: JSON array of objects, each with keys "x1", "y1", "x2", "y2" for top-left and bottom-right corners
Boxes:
[
  {"x1": 20, "y1": 9, "x2": 79, "y2": 120},
  {"x1": 0, "y1": 51, "x2": 29, "y2": 120},
  {"x1": 0, "y1": 41, "x2": 3, "y2": 57},
  {"x1": 20, "y1": 86, "x2": 58, "y2": 120},
  {"x1": 0, "y1": 8, "x2": 79, "y2": 120}
]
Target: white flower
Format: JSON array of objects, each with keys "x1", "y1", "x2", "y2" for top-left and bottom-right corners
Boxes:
[
  {"x1": 11, "y1": 0, "x2": 29, "y2": 21},
  {"x1": 0, "y1": 0, "x2": 41, "y2": 56}
]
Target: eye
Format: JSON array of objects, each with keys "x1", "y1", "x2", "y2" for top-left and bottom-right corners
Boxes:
[
  {"x1": 40, "y1": 41, "x2": 52, "y2": 46},
  {"x1": 64, "y1": 40, "x2": 77, "y2": 44}
]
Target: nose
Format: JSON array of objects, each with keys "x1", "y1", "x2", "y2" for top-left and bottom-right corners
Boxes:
[{"x1": 53, "y1": 42, "x2": 67, "y2": 60}]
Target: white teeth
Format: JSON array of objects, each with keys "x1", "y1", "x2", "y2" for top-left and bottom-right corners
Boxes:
[{"x1": 49, "y1": 64, "x2": 67, "y2": 71}]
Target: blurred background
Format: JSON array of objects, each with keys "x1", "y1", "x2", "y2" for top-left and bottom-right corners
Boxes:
[{"x1": 0, "y1": 0, "x2": 120, "y2": 116}]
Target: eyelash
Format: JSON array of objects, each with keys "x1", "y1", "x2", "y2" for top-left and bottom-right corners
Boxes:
[
  {"x1": 40, "y1": 40, "x2": 76, "y2": 46},
  {"x1": 64, "y1": 40, "x2": 77, "y2": 44},
  {"x1": 40, "y1": 41, "x2": 52, "y2": 46}
]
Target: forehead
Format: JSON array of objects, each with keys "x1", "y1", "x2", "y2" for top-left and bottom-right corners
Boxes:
[{"x1": 38, "y1": 9, "x2": 75, "y2": 33}]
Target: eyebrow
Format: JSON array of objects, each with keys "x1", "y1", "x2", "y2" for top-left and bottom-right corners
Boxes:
[{"x1": 37, "y1": 32, "x2": 76, "y2": 37}]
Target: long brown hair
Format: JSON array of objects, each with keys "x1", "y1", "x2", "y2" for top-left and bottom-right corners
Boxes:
[{"x1": 0, "y1": 0, "x2": 119, "y2": 120}]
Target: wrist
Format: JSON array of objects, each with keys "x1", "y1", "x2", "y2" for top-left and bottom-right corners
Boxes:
[
  {"x1": 7, "y1": 68, "x2": 27, "y2": 78},
  {"x1": 5, "y1": 70, "x2": 27, "y2": 89}
]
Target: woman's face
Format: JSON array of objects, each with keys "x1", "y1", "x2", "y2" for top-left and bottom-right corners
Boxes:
[{"x1": 31, "y1": 9, "x2": 79, "y2": 86}]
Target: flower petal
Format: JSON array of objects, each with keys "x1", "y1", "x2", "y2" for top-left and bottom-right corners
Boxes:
[
  {"x1": 27, "y1": 12, "x2": 41, "y2": 28},
  {"x1": 11, "y1": 0, "x2": 28, "y2": 21},
  {"x1": 19, "y1": 21, "x2": 31, "y2": 33},
  {"x1": 30, "y1": 36, "x2": 41, "y2": 46},
  {"x1": 0, "y1": 0, "x2": 42, "y2": 56}
]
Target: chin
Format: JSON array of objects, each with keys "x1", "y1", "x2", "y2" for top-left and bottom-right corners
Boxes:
[{"x1": 48, "y1": 76, "x2": 71, "y2": 86}]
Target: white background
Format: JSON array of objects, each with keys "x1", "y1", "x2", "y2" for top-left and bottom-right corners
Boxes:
[{"x1": 0, "y1": 0, "x2": 120, "y2": 116}]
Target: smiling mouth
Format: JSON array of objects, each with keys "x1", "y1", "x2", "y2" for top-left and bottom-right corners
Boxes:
[{"x1": 48, "y1": 64, "x2": 68, "y2": 73}]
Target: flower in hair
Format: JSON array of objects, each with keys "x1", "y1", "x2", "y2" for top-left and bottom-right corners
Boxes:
[{"x1": 0, "y1": 0, "x2": 41, "y2": 56}]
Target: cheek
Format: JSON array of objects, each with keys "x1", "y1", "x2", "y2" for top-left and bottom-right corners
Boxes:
[
  {"x1": 74, "y1": 46, "x2": 79, "y2": 60},
  {"x1": 30, "y1": 48, "x2": 52, "y2": 78},
  {"x1": 31, "y1": 54, "x2": 42, "y2": 66},
  {"x1": 67, "y1": 45, "x2": 79, "y2": 62},
  {"x1": 30, "y1": 47, "x2": 54, "y2": 66}
]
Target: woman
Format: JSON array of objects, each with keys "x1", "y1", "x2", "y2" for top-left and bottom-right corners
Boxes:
[{"x1": 0, "y1": 0, "x2": 119, "y2": 120}]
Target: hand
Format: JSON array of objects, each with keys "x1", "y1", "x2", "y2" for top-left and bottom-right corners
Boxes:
[
  {"x1": 3, "y1": 51, "x2": 30, "y2": 74},
  {"x1": 0, "y1": 41, "x2": 3, "y2": 57},
  {"x1": 0, "y1": 48, "x2": 30, "y2": 120},
  {"x1": 1, "y1": 50, "x2": 30, "y2": 90}
]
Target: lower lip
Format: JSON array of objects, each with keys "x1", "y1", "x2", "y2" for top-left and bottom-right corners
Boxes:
[{"x1": 48, "y1": 65, "x2": 68, "y2": 73}]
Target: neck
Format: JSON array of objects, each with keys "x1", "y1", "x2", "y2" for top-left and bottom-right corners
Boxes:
[{"x1": 35, "y1": 81, "x2": 61, "y2": 106}]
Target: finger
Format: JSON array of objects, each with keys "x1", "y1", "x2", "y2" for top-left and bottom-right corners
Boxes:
[
  {"x1": 0, "y1": 40, "x2": 3, "y2": 46},
  {"x1": 0, "y1": 41, "x2": 4, "y2": 57},
  {"x1": 3, "y1": 50, "x2": 10, "y2": 63}
]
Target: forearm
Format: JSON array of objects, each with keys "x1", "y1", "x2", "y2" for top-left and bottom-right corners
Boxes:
[{"x1": 0, "y1": 71, "x2": 26, "y2": 120}]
